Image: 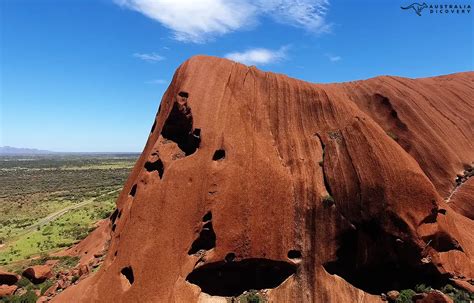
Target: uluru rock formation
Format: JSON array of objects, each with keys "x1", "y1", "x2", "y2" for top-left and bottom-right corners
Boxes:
[{"x1": 53, "y1": 56, "x2": 473, "y2": 302}]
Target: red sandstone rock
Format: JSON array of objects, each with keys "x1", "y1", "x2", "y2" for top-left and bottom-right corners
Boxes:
[
  {"x1": 23, "y1": 265, "x2": 52, "y2": 284},
  {"x1": 415, "y1": 290, "x2": 453, "y2": 303},
  {"x1": 0, "y1": 269, "x2": 20, "y2": 285},
  {"x1": 36, "y1": 296, "x2": 49, "y2": 303},
  {"x1": 53, "y1": 56, "x2": 474, "y2": 302},
  {"x1": 0, "y1": 284, "x2": 17, "y2": 297},
  {"x1": 43, "y1": 282, "x2": 58, "y2": 297}
]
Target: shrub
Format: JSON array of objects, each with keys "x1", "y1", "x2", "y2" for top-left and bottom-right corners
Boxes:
[
  {"x1": 440, "y1": 284, "x2": 474, "y2": 303},
  {"x1": 396, "y1": 289, "x2": 416, "y2": 303},
  {"x1": 239, "y1": 290, "x2": 265, "y2": 303}
]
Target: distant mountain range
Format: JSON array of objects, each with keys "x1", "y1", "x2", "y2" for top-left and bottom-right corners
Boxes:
[{"x1": 0, "y1": 146, "x2": 56, "y2": 155}]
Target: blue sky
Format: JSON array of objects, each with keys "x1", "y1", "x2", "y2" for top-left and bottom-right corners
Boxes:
[{"x1": 1, "y1": 0, "x2": 472, "y2": 152}]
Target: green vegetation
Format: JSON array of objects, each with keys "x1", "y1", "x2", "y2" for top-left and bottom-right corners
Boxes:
[
  {"x1": 393, "y1": 284, "x2": 474, "y2": 303},
  {"x1": 1, "y1": 290, "x2": 38, "y2": 303},
  {"x1": 0, "y1": 154, "x2": 138, "y2": 268},
  {"x1": 440, "y1": 284, "x2": 474, "y2": 303},
  {"x1": 395, "y1": 289, "x2": 416, "y2": 303},
  {"x1": 235, "y1": 291, "x2": 266, "y2": 303}
]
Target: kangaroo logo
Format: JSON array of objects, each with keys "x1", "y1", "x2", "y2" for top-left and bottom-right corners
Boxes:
[{"x1": 401, "y1": 2, "x2": 428, "y2": 16}]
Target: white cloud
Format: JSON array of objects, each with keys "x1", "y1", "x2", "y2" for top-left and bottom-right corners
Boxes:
[
  {"x1": 146, "y1": 79, "x2": 168, "y2": 85},
  {"x1": 225, "y1": 46, "x2": 288, "y2": 65},
  {"x1": 133, "y1": 52, "x2": 165, "y2": 62},
  {"x1": 115, "y1": 0, "x2": 330, "y2": 43},
  {"x1": 325, "y1": 53, "x2": 341, "y2": 62}
]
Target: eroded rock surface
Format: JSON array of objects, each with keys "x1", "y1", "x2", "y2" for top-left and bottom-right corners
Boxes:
[{"x1": 53, "y1": 56, "x2": 473, "y2": 303}]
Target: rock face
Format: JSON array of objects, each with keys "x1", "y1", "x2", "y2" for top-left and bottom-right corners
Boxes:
[{"x1": 53, "y1": 56, "x2": 474, "y2": 302}]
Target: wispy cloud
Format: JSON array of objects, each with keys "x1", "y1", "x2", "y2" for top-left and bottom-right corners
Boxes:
[
  {"x1": 325, "y1": 53, "x2": 341, "y2": 62},
  {"x1": 146, "y1": 79, "x2": 168, "y2": 85},
  {"x1": 133, "y1": 52, "x2": 165, "y2": 62},
  {"x1": 115, "y1": 0, "x2": 330, "y2": 43},
  {"x1": 225, "y1": 46, "x2": 288, "y2": 66}
]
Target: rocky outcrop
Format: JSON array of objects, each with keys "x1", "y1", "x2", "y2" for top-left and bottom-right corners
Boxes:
[
  {"x1": 0, "y1": 284, "x2": 17, "y2": 297},
  {"x1": 0, "y1": 269, "x2": 20, "y2": 285},
  {"x1": 53, "y1": 56, "x2": 473, "y2": 303},
  {"x1": 23, "y1": 265, "x2": 52, "y2": 284}
]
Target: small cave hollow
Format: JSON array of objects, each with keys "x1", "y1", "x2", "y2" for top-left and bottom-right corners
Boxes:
[
  {"x1": 287, "y1": 250, "x2": 302, "y2": 260},
  {"x1": 144, "y1": 159, "x2": 164, "y2": 179},
  {"x1": 120, "y1": 266, "x2": 134, "y2": 290},
  {"x1": 186, "y1": 258, "x2": 296, "y2": 297},
  {"x1": 110, "y1": 209, "x2": 119, "y2": 224},
  {"x1": 178, "y1": 91, "x2": 189, "y2": 98},
  {"x1": 161, "y1": 101, "x2": 200, "y2": 156},
  {"x1": 212, "y1": 149, "x2": 226, "y2": 161},
  {"x1": 323, "y1": 222, "x2": 450, "y2": 294},
  {"x1": 188, "y1": 220, "x2": 216, "y2": 255},
  {"x1": 202, "y1": 211, "x2": 212, "y2": 222},
  {"x1": 129, "y1": 184, "x2": 137, "y2": 197},
  {"x1": 424, "y1": 232, "x2": 463, "y2": 253},
  {"x1": 225, "y1": 253, "x2": 236, "y2": 263}
]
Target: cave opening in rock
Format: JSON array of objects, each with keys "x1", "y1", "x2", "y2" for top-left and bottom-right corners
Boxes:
[
  {"x1": 178, "y1": 91, "x2": 189, "y2": 98},
  {"x1": 110, "y1": 209, "x2": 119, "y2": 224},
  {"x1": 161, "y1": 102, "x2": 200, "y2": 156},
  {"x1": 323, "y1": 221, "x2": 449, "y2": 294},
  {"x1": 129, "y1": 184, "x2": 137, "y2": 197},
  {"x1": 212, "y1": 149, "x2": 226, "y2": 161},
  {"x1": 202, "y1": 211, "x2": 212, "y2": 222},
  {"x1": 120, "y1": 266, "x2": 134, "y2": 285},
  {"x1": 287, "y1": 250, "x2": 302, "y2": 260},
  {"x1": 188, "y1": 221, "x2": 216, "y2": 255},
  {"x1": 186, "y1": 258, "x2": 296, "y2": 297},
  {"x1": 144, "y1": 159, "x2": 164, "y2": 179}
]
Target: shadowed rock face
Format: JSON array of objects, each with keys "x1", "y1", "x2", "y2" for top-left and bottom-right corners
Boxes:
[{"x1": 53, "y1": 56, "x2": 474, "y2": 303}]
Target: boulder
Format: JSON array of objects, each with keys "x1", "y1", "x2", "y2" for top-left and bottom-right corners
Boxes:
[
  {"x1": 0, "y1": 269, "x2": 20, "y2": 285},
  {"x1": 22, "y1": 265, "x2": 52, "y2": 284},
  {"x1": 415, "y1": 290, "x2": 453, "y2": 303},
  {"x1": 387, "y1": 290, "x2": 400, "y2": 301},
  {"x1": 0, "y1": 284, "x2": 18, "y2": 297}
]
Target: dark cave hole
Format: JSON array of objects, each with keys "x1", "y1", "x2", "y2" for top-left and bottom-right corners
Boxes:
[
  {"x1": 287, "y1": 250, "x2": 302, "y2": 260},
  {"x1": 129, "y1": 184, "x2": 137, "y2": 197},
  {"x1": 188, "y1": 221, "x2": 216, "y2": 255},
  {"x1": 150, "y1": 120, "x2": 156, "y2": 134},
  {"x1": 438, "y1": 209, "x2": 447, "y2": 215},
  {"x1": 423, "y1": 232, "x2": 463, "y2": 253},
  {"x1": 110, "y1": 209, "x2": 119, "y2": 224},
  {"x1": 186, "y1": 258, "x2": 296, "y2": 297},
  {"x1": 161, "y1": 102, "x2": 200, "y2": 156},
  {"x1": 323, "y1": 221, "x2": 450, "y2": 294},
  {"x1": 202, "y1": 211, "x2": 212, "y2": 222},
  {"x1": 178, "y1": 91, "x2": 189, "y2": 98},
  {"x1": 112, "y1": 224, "x2": 116, "y2": 232},
  {"x1": 144, "y1": 159, "x2": 164, "y2": 179},
  {"x1": 212, "y1": 149, "x2": 226, "y2": 161},
  {"x1": 225, "y1": 253, "x2": 236, "y2": 263},
  {"x1": 120, "y1": 266, "x2": 134, "y2": 285},
  {"x1": 118, "y1": 210, "x2": 122, "y2": 219}
]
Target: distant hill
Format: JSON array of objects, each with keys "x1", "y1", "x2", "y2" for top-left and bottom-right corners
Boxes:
[{"x1": 0, "y1": 146, "x2": 56, "y2": 155}]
